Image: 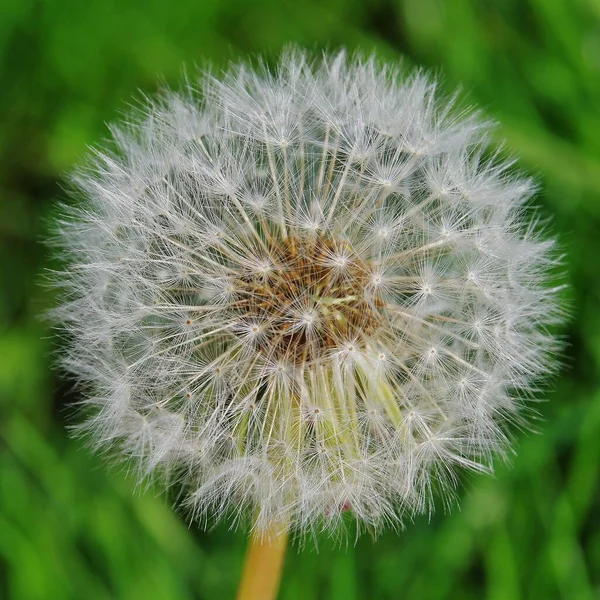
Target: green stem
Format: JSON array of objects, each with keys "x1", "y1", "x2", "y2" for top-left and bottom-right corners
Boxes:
[{"x1": 236, "y1": 524, "x2": 289, "y2": 600}]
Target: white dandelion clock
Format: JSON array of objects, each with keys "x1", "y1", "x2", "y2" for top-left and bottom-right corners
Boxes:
[{"x1": 52, "y1": 49, "x2": 562, "y2": 596}]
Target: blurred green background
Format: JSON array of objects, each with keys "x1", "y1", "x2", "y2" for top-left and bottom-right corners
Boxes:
[{"x1": 1, "y1": 0, "x2": 599, "y2": 598}]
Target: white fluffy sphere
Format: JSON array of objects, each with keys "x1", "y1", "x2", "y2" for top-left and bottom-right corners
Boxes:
[{"x1": 52, "y1": 50, "x2": 562, "y2": 538}]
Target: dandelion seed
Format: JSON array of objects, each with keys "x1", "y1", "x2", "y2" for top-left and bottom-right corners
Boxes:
[{"x1": 51, "y1": 49, "x2": 562, "y2": 552}]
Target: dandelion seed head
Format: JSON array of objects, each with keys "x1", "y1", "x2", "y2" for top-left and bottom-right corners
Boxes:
[{"x1": 52, "y1": 49, "x2": 563, "y2": 540}]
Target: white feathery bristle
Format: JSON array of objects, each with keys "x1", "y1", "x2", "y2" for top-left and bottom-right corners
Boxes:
[{"x1": 51, "y1": 49, "x2": 563, "y2": 540}]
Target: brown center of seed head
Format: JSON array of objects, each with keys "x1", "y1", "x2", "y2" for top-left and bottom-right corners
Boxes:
[{"x1": 234, "y1": 235, "x2": 384, "y2": 365}]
